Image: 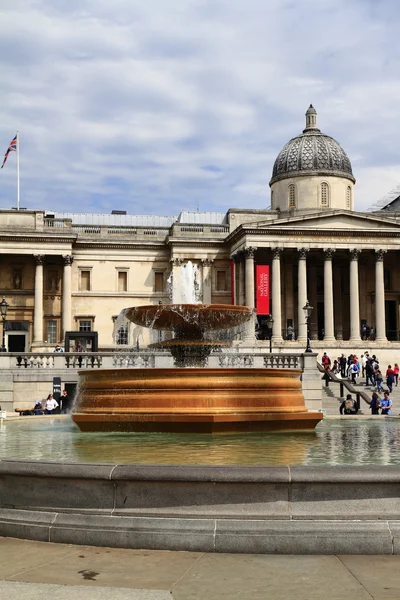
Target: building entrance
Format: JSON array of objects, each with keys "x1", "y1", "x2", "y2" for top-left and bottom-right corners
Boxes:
[
  {"x1": 385, "y1": 300, "x2": 397, "y2": 340},
  {"x1": 7, "y1": 334, "x2": 26, "y2": 352}
]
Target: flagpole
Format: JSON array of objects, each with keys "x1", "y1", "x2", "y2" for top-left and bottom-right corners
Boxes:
[{"x1": 16, "y1": 131, "x2": 20, "y2": 210}]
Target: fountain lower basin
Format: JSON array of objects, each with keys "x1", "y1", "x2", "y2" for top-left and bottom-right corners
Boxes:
[{"x1": 72, "y1": 367, "x2": 322, "y2": 432}]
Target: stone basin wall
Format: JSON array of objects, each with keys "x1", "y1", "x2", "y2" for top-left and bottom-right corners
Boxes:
[{"x1": 0, "y1": 460, "x2": 400, "y2": 554}]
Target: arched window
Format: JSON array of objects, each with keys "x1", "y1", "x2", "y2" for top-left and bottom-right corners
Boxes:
[
  {"x1": 116, "y1": 325, "x2": 128, "y2": 345},
  {"x1": 346, "y1": 186, "x2": 351, "y2": 210},
  {"x1": 320, "y1": 182, "x2": 329, "y2": 207},
  {"x1": 288, "y1": 184, "x2": 296, "y2": 208}
]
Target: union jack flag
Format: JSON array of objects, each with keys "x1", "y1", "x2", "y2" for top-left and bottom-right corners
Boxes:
[{"x1": 1, "y1": 134, "x2": 17, "y2": 169}]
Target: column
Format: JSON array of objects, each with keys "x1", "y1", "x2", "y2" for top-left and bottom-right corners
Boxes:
[
  {"x1": 297, "y1": 248, "x2": 309, "y2": 343},
  {"x1": 375, "y1": 249, "x2": 387, "y2": 342},
  {"x1": 333, "y1": 266, "x2": 343, "y2": 340},
  {"x1": 349, "y1": 249, "x2": 361, "y2": 342},
  {"x1": 271, "y1": 247, "x2": 283, "y2": 342},
  {"x1": 62, "y1": 255, "x2": 73, "y2": 339},
  {"x1": 244, "y1": 247, "x2": 256, "y2": 309},
  {"x1": 232, "y1": 254, "x2": 241, "y2": 304},
  {"x1": 33, "y1": 255, "x2": 44, "y2": 344},
  {"x1": 201, "y1": 258, "x2": 214, "y2": 304},
  {"x1": 308, "y1": 263, "x2": 318, "y2": 340},
  {"x1": 323, "y1": 248, "x2": 335, "y2": 342},
  {"x1": 170, "y1": 257, "x2": 183, "y2": 303}
]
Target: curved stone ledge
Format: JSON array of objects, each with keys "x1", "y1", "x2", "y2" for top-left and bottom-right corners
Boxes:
[{"x1": 1, "y1": 460, "x2": 400, "y2": 553}]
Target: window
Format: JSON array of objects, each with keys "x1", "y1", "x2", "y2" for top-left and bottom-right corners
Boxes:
[
  {"x1": 288, "y1": 184, "x2": 296, "y2": 208},
  {"x1": 12, "y1": 269, "x2": 22, "y2": 290},
  {"x1": 321, "y1": 182, "x2": 329, "y2": 207},
  {"x1": 47, "y1": 270, "x2": 59, "y2": 291},
  {"x1": 154, "y1": 271, "x2": 164, "y2": 292},
  {"x1": 47, "y1": 320, "x2": 57, "y2": 344},
  {"x1": 271, "y1": 190, "x2": 274, "y2": 210},
  {"x1": 346, "y1": 186, "x2": 352, "y2": 210},
  {"x1": 118, "y1": 271, "x2": 127, "y2": 292},
  {"x1": 116, "y1": 324, "x2": 129, "y2": 345},
  {"x1": 80, "y1": 270, "x2": 91, "y2": 291},
  {"x1": 216, "y1": 270, "x2": 227, "y2": 291},
  {"x1": 79, "y1": 320, "x2": 92, "y2": 332}
]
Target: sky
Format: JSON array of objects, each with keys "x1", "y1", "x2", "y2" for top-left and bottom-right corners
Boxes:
[{"x1": 1, "y1": 0, "x2": 400, "y2": 216}]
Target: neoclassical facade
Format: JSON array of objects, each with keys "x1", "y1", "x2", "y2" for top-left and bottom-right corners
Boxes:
[{"x1": 1, "y1": 106, "x2": 400, "y2": 353}]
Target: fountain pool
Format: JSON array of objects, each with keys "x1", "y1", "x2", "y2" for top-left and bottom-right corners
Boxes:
[{"x1": 1, "y1": 417, "x2": 400, "y2": 466}]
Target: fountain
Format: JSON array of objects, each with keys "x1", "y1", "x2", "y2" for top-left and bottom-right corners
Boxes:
[{"x1": 72, "y1": 300, "x2": 323, "y2": 433}]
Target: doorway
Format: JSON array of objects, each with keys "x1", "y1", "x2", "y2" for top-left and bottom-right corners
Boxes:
[
  {"x1": 7, "y1": 333, "x2": 27, "y2": 352},
  {"x1": 385, "y1": 300, "x2": 397, "y2": 340}
]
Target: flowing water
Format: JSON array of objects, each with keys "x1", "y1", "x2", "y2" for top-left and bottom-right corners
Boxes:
[{"x1": 1, "y1": 417, "x2": 400, "y2": 466}]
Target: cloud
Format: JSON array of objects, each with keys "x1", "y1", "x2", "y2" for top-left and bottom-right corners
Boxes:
[{"x1": 0, "y1": 0, "x2": 400, "y2": 215}]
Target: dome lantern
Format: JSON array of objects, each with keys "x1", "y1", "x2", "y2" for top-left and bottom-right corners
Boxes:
[{"x1": 304, "y1": 104, "x2": 319, "y2": 133}]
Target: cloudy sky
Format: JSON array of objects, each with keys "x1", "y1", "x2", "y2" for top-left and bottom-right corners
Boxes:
[{"x1": 1, "y1": 0, "x2": 400, "y2": 216}]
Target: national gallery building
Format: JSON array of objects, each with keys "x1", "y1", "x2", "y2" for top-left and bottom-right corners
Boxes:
[{"x1": 1, "y1": 105, "x2": 400, "y2": 354}]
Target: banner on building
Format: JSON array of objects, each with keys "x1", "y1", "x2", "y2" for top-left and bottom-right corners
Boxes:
[{"x1": 256, "y1": 265, "x2": 270, "y2": 315}]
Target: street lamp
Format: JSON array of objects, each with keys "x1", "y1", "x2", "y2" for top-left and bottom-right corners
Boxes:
[
  {"x1": 265, "y1": 314, "x2": 274, "y2": 353},
  {"x1": 302, "y1": 300, "x2": 313, "y2": 353},
  {"x1": 0, "y1": 296, "x2": 9, "y2": 352}
]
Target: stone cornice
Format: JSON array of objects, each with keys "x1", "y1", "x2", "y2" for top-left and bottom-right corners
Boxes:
[
  {"x1": 0, "y1": 233, "x2": 76, "y2": 244},
  {"x1": 226, "y1": 226, "x2": 400, "y2": 245}
]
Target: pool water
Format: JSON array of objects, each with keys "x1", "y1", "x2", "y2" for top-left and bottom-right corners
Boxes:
[{"x1": 2, "y1": 417, "x2": 400, "y2": 466}]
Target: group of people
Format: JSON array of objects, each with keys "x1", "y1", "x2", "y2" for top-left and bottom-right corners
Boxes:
[
  {"x1": 322, "y1": 351, "x2": 395, "y2": 416},
  {"x1": 24, "y1": 390, "x2": 71, "y2": 416}
]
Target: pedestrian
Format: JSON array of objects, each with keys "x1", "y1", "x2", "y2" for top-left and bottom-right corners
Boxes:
[
  {"x1": 33, "y1": 400, "x2": 43, "y2": 415},
  {"x1": 53, "y1": 344, "x2": 63, "y2": 353},
  {"x1": 369, "y1": 392, "x2": 381, "y2": 415},
  {"x1": 365, "y1": 357, "x2": 375, "y2": 386},
  {"x1": 361, "y1": 353, "x2": 368, "y2": 378},
  {"x1": 386, "y1": 365, "x2": 395, "y2": 393},
  {"x1": 60, "y1": 390, "x2": 71, "y2": 414},
  {"x1": 340, "y1": 394, "x2": 358, "y2": 415},
  {"x1": 321, "y1": 352, "x2": 331, "y2": 369},
  {"x1": 45, "y1": 394, "x2": 59, "y2": 415},
  {"x1": 375, "y1": 369, "x2": 384, "y2": 393},
  {"x1": 394, "y1": 363, "x2": 399, "y2": 387},
  {"x1": 380, "y1": 392, "x2": 392, "y2": 416},
  {"x1": 348, "y1": 362, "x2": 359, "y2": 384},
  {"x1": 339, "y1": 354, "x2": 347, "y2": 378}
]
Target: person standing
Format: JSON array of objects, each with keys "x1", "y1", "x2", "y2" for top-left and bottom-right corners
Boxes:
[
  {"x1": 380, "y1": 392, "x2": 392, "y2": 415},
  {"x1": 386, "y1": 365, "x2": 395, "y2": 393},
  {"x1": 369, "y1": 393, "x2": 381, "y2": 415},
  {"x1": 340, "y1": 394, "x2": 358, "y2": 415},
  {"x1": 45, "y1": 394, "x2": 58, "y2": 415},
  {"x1": 60, "y1": 390, "x2": 71, "y2": 414},
  {"x1": 339, "y1": 354, "x2": 347, "y2": 378},
  {"x1": 394, "y1": 363, "x2": 399, "y2": 387},
  {"x1": 321, "y1": 352, "x2": 331, "y2": 369},
  {"x1": 365, "y1": 357, "x2": 375, "y2": 386},
  {"x1": 348, "y1": 362, "x2": 358, "y2": 384}
]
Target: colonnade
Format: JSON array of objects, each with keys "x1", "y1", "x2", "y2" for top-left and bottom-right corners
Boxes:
[
  {"x1": 33, "y1": 254, "x2": 73, "y2": 344},
  {"x1": 232, "y1": 247, "x2": 388, "y2": 343}
]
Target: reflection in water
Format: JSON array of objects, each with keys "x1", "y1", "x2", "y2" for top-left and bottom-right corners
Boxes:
[{"x1": 1, "y1": 418, "x2": 400, "y2": 465}]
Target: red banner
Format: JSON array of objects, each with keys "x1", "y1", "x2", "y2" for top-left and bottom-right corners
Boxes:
[{"x1": 256, "y1": 265, "x2": 270, "y2": 315}]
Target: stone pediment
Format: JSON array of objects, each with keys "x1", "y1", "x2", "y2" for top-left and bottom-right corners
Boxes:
[{"x1": 245, "y1": 210, "x2": 400, "y2": 232}]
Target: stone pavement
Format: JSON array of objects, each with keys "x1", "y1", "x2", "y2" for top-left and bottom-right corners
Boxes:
[{"x1": 1, "y1": 537, "x2": 400, "y2": 600}]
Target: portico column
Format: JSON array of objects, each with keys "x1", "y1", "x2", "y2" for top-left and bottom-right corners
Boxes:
[
  {"x1": 323, "y1": 248, "x2": 335, "y2": 342},
  {"x1": 232, "y1": 253, "x2": 241, "y2": 304},
  {"x1": 33, "y1": 255, "x2": 44, "y2": 344},
  {"x1": 375, "y1": 249, "x2": 387, "y2": 342},
  {"x1": 297, "y1": 248, "x2": 309, "y2": 343},
  {"x1": 170, "y1": 257, "x2": 183, "y2": 303},
  {"x1": 349, "y1": 249, "x2": 361, "y2": 342},
  {"x1": 238, "y1": 253, "x2": 245, "y2": 305},
  {"x1": 244, "y1": 247, "x2": 256, "y2": 309},
  {"x1": 271, "y1": 247, "x2": 283, "y2": 342},
  {"x1": 62, "y1": 255, "x2": 73, "y2": 339},
  {"x1": 201, "y1": 258, "x2": 214, "y2": 304}
]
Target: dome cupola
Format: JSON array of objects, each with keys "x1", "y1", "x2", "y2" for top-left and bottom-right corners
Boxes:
[{"x1": 269, "y1": 106, "x2": 355, "y2": 212}]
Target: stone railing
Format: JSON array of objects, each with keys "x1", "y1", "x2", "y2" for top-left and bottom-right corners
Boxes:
[
  {"x1": 0, "y1": 351, "x2": 306, "y2": 371},
  {"x1": 171, "y1": 224, "x2": 229, "y2": 237}
]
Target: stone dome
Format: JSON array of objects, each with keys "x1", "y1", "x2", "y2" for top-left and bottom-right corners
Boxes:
[{"x1": 270, "y1": 105, "x2": 355, "y2": 186}]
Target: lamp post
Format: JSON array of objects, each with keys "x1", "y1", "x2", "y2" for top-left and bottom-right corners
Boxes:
[
  {"x1": 265, "y1": 314, "x2": 274, "y2": 353},
  {"x1": 0, "y1": 297, "x2": 9, "y2": 352},
  {"x1": 303, "y1": 300, "x2": 313, "y2": 353}
]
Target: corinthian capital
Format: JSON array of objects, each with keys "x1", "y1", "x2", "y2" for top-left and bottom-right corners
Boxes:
[
  {"x1": 170, "y1": 257, "x2": 183, "y2": 267},
  {"x1": 324, "y1": 248, "x2": 336, "y2": 260},
  {"x1": 34, "y1": 255, "x2": 45, "y2": 265},
  {"x1": 201, "y1": 258, "x2": 214, "y2": 267},
  {"x1": 298, "y1": 247, "x2": 309, "y2": 260},
  {"x1": 62, "y1": 255, "x2": 73, "y2": 266},
  {"x1": 375, "y1": 249, "x2": 387, "y2": 262},
  {"x1": 349, "y1": 248, "x2": 361, "y2": 261},
  {"x1": 271, "y1": 247, "x2": 283, "y2": 260},
  {"x1": 244, "y1": 246, "x2": 257, "y2": 259}
]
